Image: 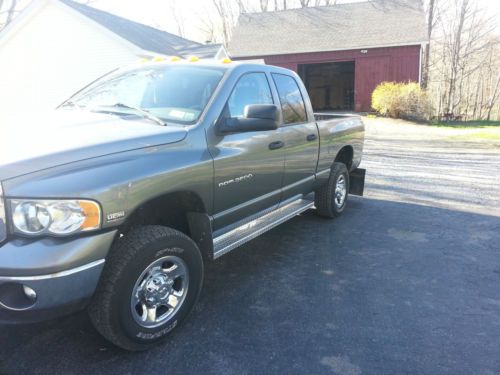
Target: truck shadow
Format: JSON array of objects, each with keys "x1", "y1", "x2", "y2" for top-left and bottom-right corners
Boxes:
[{"x1": 0, "y1": 197, "x2": 499, "y2": 375}]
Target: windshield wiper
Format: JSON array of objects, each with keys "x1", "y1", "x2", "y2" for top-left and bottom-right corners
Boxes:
[{"x1": 97, "y1": 103, "x2": 166, "y2": 126}]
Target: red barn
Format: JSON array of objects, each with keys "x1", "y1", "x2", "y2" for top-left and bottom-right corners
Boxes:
[{"x1": 228, "y1": 0, "x2": 428, "y2": 112}]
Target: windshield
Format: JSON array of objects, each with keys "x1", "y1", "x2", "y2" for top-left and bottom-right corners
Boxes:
[{"x1": 66, "y1": 65, "x2": 226, "y2": 124}]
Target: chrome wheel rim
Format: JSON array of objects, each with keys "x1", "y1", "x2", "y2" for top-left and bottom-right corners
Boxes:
[
  {"x1": 334, "y1": 174, "x2": 347, "y2": 208},
  {"x1": 131, "y1": 255, "x2": 189, "y2": 328}
]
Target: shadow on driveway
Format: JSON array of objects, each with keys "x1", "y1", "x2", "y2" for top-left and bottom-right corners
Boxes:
[{"x1": 1, "y1": 197, "x2": 499, "y2": 375}]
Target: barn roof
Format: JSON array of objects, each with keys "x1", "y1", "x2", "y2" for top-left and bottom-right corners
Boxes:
[
  {"x1": 229, "y1": 0, "x2": 428, "y2": 58},
  {"x1": 59, "y1": 0, "x2": 223, "y2": 58}
]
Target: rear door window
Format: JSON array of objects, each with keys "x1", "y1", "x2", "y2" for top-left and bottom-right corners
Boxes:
[{"x1": 272, "y1": 74, "x2": 307, "y2": 124}]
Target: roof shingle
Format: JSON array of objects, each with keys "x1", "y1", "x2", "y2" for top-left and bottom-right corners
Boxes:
[
  {"x1": 60, "y1": 0, "x2": 222, "y2": 58},
  {"x1": 229, "y1": 0, "x2": 428, "y2": 58}
]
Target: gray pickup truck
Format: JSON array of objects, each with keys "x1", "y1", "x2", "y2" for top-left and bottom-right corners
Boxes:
[{"x1": 0, "y1": 61, "x2": 365, "y2": 350}]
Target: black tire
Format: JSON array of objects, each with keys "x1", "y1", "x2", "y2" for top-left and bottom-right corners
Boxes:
[
  {"x1": 88, "y1": 225, "x2": 203, "y2": 351},
  {"x1": 315, "y1": 162, "x2": 350, "y2": 218}
]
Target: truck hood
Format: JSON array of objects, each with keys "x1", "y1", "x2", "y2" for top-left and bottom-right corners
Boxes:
[{"x1": 0, "y1": 109, "x2": 188, "y2": 181}]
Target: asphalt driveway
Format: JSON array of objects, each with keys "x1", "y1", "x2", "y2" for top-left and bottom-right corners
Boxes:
[{"x1": 1, "y1": 118, "x2": 499, "y2": 375}]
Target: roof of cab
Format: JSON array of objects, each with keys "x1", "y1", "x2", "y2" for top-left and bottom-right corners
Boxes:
[{"x1": 127, "y1": 59, "x2": 295, "y2": 77}]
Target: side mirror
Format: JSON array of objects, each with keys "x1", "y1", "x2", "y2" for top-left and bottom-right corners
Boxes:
[{"x1": 218, "y1": 104, "x2": 279, "y2": 133}]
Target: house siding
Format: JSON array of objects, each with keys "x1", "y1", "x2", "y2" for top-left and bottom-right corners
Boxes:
[
  {"x1": 236, "y1": 45, "x2": 421, "y2": 111},
  {"x1": 0, "y1": 1, "x2": 139, "y2": 122}
]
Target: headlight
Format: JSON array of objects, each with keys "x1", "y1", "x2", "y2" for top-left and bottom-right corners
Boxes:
[{"x1": 10, "y1": 199, "x2": 101, "y2": 236}]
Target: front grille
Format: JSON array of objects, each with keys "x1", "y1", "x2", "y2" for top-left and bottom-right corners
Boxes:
[{"x1": 0, "y1": 184, "x2": 6, "y2": 243}]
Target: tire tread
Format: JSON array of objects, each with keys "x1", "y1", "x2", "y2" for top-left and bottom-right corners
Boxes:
[{"x1": 315, "y1": 162, "x2": 349, "y2": 218}]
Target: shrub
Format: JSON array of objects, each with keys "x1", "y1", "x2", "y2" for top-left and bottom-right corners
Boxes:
[
  {"x1": 372, "y1": 82, "x2": 401, "y2": 118},
  {"x1": 372, "y1": 82, "x2": 433, "y2": 121}
]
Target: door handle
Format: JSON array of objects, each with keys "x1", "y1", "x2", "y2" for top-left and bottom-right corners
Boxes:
[
  {"x1": 268, "y1": 141, "x2": 284, "y2": 150},
  {"x1": 306, "y1": 134, "x2": 317, "y2": 141}
]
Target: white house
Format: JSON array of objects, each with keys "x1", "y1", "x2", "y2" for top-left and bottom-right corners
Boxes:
[{"x1": 0, "y1": 0, "x2": 227, "y2": 121}]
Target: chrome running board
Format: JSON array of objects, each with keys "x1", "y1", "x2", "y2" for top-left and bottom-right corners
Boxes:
[{"x1": 212, "y1": 198, "x2": 314, "y2": 259}]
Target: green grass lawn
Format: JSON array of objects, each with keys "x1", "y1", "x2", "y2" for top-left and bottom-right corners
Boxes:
[
  {"x1": 430, "y1": 120, "x2": 500, "y2": 128},
  {"x1": 446, "y1": 127, "x2": 500, "y2": 141}
]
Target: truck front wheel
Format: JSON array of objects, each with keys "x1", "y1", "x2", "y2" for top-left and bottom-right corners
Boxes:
[
  {"x1": 315, "y1": 162, "x2": 349, "y2": 218},
  {"x1": 89, "y1": 225, "x2": 203, "y2": 351}
]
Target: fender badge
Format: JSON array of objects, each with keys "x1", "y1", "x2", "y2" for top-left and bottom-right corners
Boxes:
[
  {"x1": 218, "y1": 173, "x2": 254, "y2": 188},
  {"x1": 106, "y1": 211, "x2": 125, "y2": 222}
]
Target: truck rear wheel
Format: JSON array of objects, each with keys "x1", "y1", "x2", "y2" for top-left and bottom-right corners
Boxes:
[
  {"x1": 89, "y1": 225, "x2": 203, "y2": 351},
  {"x1": 315, "y1": 162, "x2": 349, "y2": 218}
]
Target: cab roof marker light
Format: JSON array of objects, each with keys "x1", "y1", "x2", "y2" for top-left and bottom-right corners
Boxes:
[
  {"x1": 188, "y1": 56, "x2": 200, "y2": 62},
  {"x1": 170, "y1": 56, "x2": 182, "y2": 62},
  {"x1": 138, "y1": 57, "x2": 150, "y2": 63},
  {"x1": 152, "y1": 56, "x2": 166, "y2": 62},
  {"x1": 221, "y1": 58, "x2": 232, "y2": 64}
]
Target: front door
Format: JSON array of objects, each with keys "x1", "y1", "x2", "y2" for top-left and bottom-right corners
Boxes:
[{"x1": 208, "y1": 72, "x2": 285, "y2": 230}]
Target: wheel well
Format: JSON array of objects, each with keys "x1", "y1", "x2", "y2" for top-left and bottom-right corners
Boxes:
[
  {"x1": 335, "y1": 146, "x2": 354, "y2": 170},
  {"x1": 120, "y1": 191, "x2": 206, "y2": 238}
]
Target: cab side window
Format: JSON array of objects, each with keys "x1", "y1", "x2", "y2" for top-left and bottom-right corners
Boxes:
[
  {"x1": 272, "y1": 74, "x2": 307, "y2": 124},
  {"x1": 228, "y1": 73, "x2": 273, "y2": 118}
]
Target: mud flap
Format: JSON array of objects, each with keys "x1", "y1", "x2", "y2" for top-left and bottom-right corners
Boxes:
[
  {"x1": 349, "y1": 168, "x2": 366, "y2": 196},
  {"x1": 187, "y1": 212, "x2": 214, "y2": 260}
]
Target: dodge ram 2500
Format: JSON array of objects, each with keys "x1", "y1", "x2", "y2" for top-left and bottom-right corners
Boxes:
[{"x1": 0, "y1": 60, "x2": 365, "y2": 350}]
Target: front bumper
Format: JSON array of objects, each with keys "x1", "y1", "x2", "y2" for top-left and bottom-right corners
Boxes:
[{"x1": 0, "y1": 230, "x2": 116, "y2": 323}]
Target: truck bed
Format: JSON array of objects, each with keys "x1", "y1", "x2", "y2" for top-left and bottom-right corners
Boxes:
[
  {"x1": 314, "y1": 112, "x2": 361, "y2": 121},
  {"x1": 313, "y1": 113, "x2": 365, "y2": 174}
]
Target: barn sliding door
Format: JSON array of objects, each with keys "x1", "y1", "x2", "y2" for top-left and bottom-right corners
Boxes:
[{"x1": 355, "y1": 56, "x2": 391, "y2": 112}]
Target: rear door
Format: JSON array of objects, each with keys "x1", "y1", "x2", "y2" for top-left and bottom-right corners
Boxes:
[
  {"x1": 208, "y1": 72, "x2": 285, "y2": 230},
  {"x1": 271, "y1": 73, "x2": 319, "y2": 201}
]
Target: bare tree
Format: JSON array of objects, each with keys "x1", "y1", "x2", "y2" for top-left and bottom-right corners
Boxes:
[
  {"x1": 169, "y1": 0, "x2": 185, "y2": 38},
  {"x1": 315, "y1": 0, "x2": 338, "y2": 5},
  {"x1": 444, "y1": 0, "x2": 468, "y2": 114},
  {"x1": 259, "y1": 0, "x2": 270, "y2": 12},
  {"x1": 486, "y1": 74, "x2": 500, "y2": 120},
  {"x1": 237, "y1": 0, "x2": 248, "y2": 13},
  {"x1": 422, "y1": 0, "x2": 436, "y2": 89},
  {"x1": 435, "y1": 0, "x2": 496, "y2": 115},
  {"x1": 212, "y1": 0, "x2": 231, "y2": 45},
  {"x1": 484, "y1": 47, "x2": 500, "y2": 121},
  {"x1": 210, "y1": 0, "x2": 248, "y2": 45},
  {"x1": 198, "y1": 11, "x2": 218, "y2": 44},
  {"x1": 427, "y1": 0, "x2": 500, "y2": 120},
  {"x1": 0, "y1": 0, "x2": 19, "y2": 30}
]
